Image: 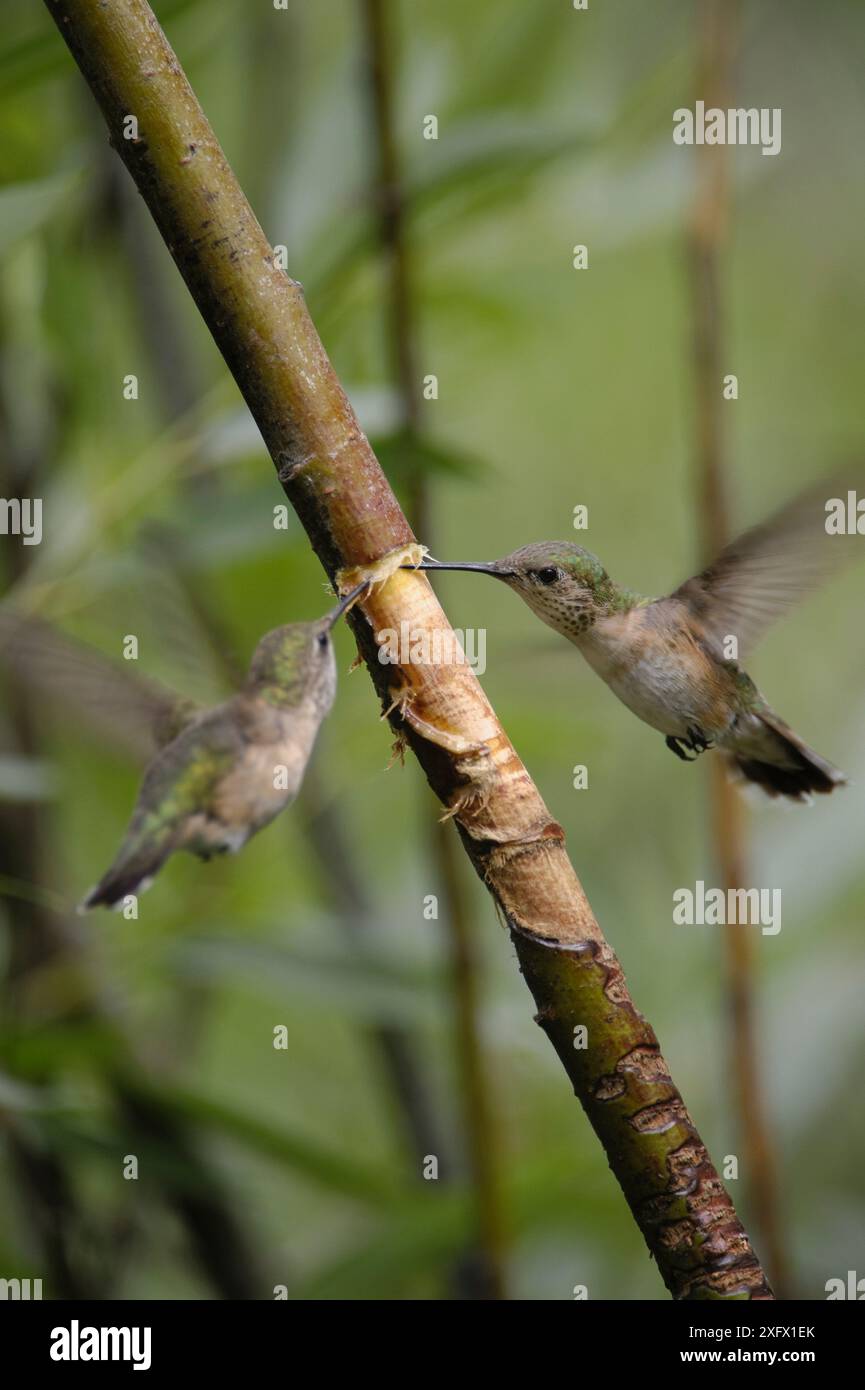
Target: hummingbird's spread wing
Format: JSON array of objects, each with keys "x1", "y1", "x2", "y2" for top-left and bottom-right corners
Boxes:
[
  {"x1": 123, "y1": 533, "x2": 239, "y2": 702},
  {"x1": 670, "y1": 472, "x2": 862, "y2": 654},
  {"x1": 0, "y1": 607, "x2": 200, "y2": 760}
]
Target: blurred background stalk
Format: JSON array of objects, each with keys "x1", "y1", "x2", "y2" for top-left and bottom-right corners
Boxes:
[
  {"x1": 360, "y1": 0, "x2": 508, "y2": 1299},
  {"x1": 0, "y1": 279, "x2": 89, "y2": 1296},
  {"x1": 687, "y1": 0, "x2": 789, "y2": 1297}
]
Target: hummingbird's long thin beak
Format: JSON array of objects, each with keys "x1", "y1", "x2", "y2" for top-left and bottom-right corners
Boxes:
[
  {"x1": 326, "y1": 579, "x2": 371, "y2": 628},
  {"x1": 401, "y1": 560, "x2": 514, "y2": 578}
]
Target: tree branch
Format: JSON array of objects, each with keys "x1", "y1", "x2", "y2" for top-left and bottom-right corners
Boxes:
[
  {"x1": 44, "y1": 0, "x2": 772, "y2": 1299},
  {"x1": 360, "y1": 0, "x2": 508, "y2": 1299},
  {"x1": 688, "y1": 0, "x2": 788, "y2": 1295}
]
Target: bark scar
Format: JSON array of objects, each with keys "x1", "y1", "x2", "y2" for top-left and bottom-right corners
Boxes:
[
  {"x1": 336, "y1": 542, "x2": 428, "y2": 595},
  {"x1": 380, "y1": 678, "x2": 493, "y2": 818}
]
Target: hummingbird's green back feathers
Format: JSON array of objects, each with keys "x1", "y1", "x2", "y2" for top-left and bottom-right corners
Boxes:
[{"x1": 80, "y1": 709, "x2": 244, "y2": 910}]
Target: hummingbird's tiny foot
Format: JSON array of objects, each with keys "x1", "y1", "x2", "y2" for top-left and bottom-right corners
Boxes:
[
  {"x1": 666, "y1": 735, "x2": 696, "y2": 762},
  {"x1": 685, "y1": 724, "x2": 714, "y2": 755}
]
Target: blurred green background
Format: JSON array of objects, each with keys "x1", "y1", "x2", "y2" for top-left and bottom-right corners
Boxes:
[{"x1": 1, "y1": 0, "x2": 863, "y2": 1300}]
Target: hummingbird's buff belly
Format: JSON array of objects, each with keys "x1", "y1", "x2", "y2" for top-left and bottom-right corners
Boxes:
[
  {"x1": 577, "y1": 611, "x2": 734, "y2": 739},
  {"x1": 214, "y1": 732, "x2": 309, "y2": 832},
  {"x1": 601, "y1": 661, "x2": 727, "y2": 737}
]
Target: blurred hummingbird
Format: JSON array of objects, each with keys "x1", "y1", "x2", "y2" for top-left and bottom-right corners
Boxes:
[
  {"x1": 71, "y1": 582, "x2": 369, "y2": 909},
  {"x1": 406, "y1": 482, "x2": 856, "y2": 801}
]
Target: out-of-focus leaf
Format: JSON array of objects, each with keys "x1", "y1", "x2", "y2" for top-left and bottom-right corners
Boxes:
[
  {"x1": 0, "y1": 874, "x2": 66, "y2": 914},
  {"x1": 149, "y1": 1082, "x2": 402, "y2": 1206},
  {"x1": 167, "y1": 482, "x2": 300, "y2": 568},
  {"x1": 295, "y1": 1185, "x2": 470, "y2": 1299},
  {"x1": 765, "y1": 952, "x2": 865, "y2": 1137},
  {"x1": 309, "y1": 126, "x2": 593, "y2": 311},
  {"x1": 8, "y1": 1072, "x2": 400, "y2": 1205},
  {"x1": 0, "y1": 171, "x2": 80, "y2": 254},
  {"x1": 371, "y1": 431, "x2": 492, "y2": 491},
  {"x1": 0, "y1": 754, "x2": 57, "y2": 802},
  {"x1": 0, "y1": 29, "x2": 71, "y2": 97},
  {"x1": 171, "y1": 933, "x2": 444, "y2": 1028},
  {"x1": 409, "y1": 124, "x2": 593, "y2": 225},
  {"x1": 292, "y1": 1149, "x2": 615, "y2": 1299},
  {"x1": 198, "y1": 407, "x2": 264, "y2": 468},
  {"x1": 0, "y1": 0, "x2": 205, "y2": 97},
  {"x1": 0, "y1": 1071, "x2": 50, "y2": 1114},
  {"x1": 442, "y1": 5, "x2": 577, "y2": 124},
  {"x1": 1, "y1": 1022, "x2": 127, "y2": 1078},
  {"x1": 422, "y1": 279, "x2": 523, "y2": 333}
]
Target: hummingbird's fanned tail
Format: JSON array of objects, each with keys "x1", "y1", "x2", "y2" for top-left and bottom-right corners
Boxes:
[
  {"x1": 728, "y1": 710, "x2": 847, "y2": 803},
  {"x1": 80, "y1": 828, "x2": 178, "y2": 911}
]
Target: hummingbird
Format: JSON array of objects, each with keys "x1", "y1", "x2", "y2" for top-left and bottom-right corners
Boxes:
[
  {"x1": 405, "y1": 483, "x2": 856, "y2": 801},
  {"x1": 74, "y1": 582, "x2": 369, "y2": 909}
]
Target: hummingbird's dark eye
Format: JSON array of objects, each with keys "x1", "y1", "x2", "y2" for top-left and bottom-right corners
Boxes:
[
  {"x1": 317, "y1": 632, "x2": 329, "y2": 650},
  {"x1": 535, "y1": 566, "x2": 562, "y2": 586}
]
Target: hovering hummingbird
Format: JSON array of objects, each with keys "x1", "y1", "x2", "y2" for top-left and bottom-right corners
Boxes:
[
  {"x1": 73, "y1": 582, "x2": 369, "y2": 909},
  {"x1": 405, "y1": 483, "x2": 856, "y2": 801}
]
